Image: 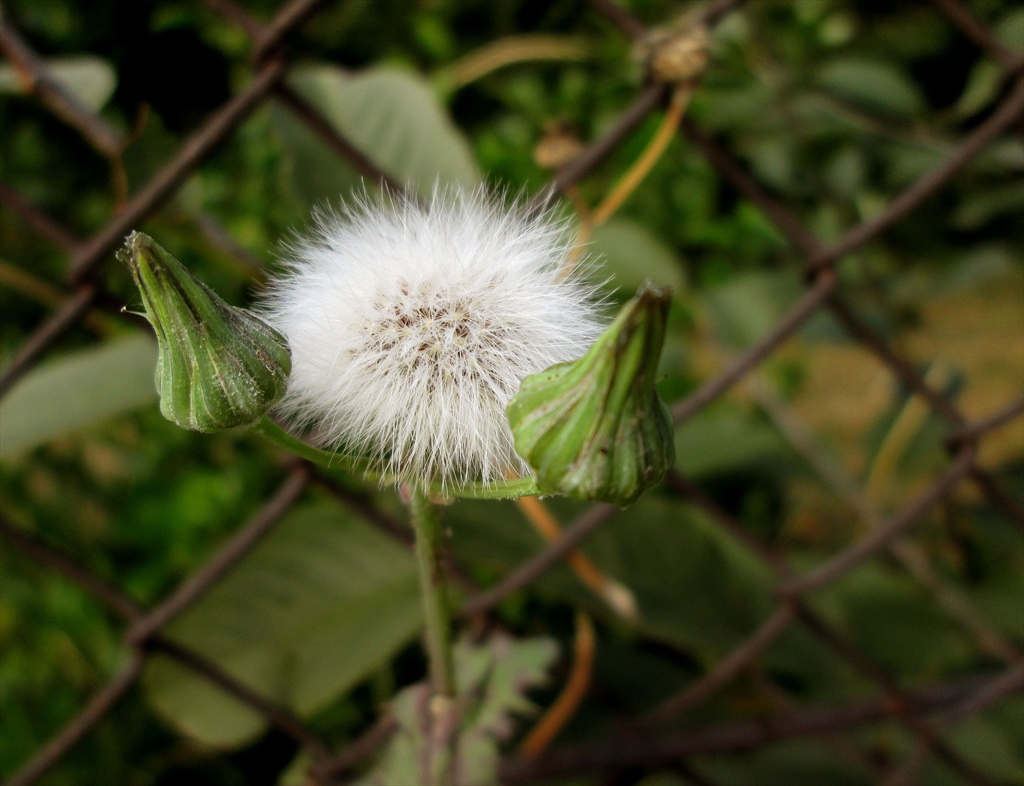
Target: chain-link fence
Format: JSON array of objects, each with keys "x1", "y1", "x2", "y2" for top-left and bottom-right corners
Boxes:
[{"x1": 1, "y1": 0, "x2": 1022, "y2": 784}]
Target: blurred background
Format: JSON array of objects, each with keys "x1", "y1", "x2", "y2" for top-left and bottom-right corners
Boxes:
[{"x1": 1, "y1": 0, "x2": 1022, "y2": 784}]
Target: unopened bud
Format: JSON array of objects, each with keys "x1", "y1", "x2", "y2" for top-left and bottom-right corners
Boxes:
[
  {"x1": 534, "y1": 121, "x2": 586, "y2": 170},
  {"x1": 639, "y1": 21, "x2": 709, "y2": 83},
  {"x1": 507, "y1": 283, "x2": 674, "y2": 506},
  {"x1": 119, "y1": 232, "x2": 290, "y2": 432}
]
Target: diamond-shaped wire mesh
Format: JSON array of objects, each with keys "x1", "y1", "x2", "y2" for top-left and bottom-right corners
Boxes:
[{"x1": 1, "y1": 1, "x2": 1022, "y2": 784}]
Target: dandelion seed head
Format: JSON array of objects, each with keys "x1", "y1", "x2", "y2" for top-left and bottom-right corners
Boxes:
[{"x1": 261, "y1": 187, "x2": 603, "y2": 486}]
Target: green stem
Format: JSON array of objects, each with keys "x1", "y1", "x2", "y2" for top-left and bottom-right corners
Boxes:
[
  {"x1": 251, "y1": 415, "x2": 539, "y2": 500},
  {"x1": 409, "y1": 488, "x2": 456, "y2": 698}
]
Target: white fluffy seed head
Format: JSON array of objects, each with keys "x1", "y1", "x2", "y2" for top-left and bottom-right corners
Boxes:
[{"x1": 260, "y1": 187, "x2": 604, "y2": 487}]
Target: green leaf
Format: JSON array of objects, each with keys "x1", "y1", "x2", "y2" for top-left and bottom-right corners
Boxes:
[
  {"x1": 996, "y1": 8, "x2": 1024, "y2": 55},
  {"x1": 363, "y1": 635, "x2": 557, "y2": 786},
  {"x1": 0, "y1": 56, "x2": 117, "y2": 112},
  {"x1": 275, "y1": 64, "x2": 479, "y2": 207},
  {"x1": 590, "y1": 219, "x2": 685, "y2": 298},
  {"x1": 455, "y1": 634, "x2": 557, "y2": 739},
  {"x1": 694, "y1": 82, "x2": 777, "y2": 133},
  {"x1": 970, "y1": 139, "x2": 1024, "y2": 174},
  {"x1": 955, "y1": 60, "x2": 1001, "y2": 119},
  {"x1": 144, "y1": 501, "x2": 421, "y2": 746},
  {"x1": 946, "y1": 716, "x2": 1024, "y2": 783},
  {"x1": 824, "y1": 145, "x2": 866, "y2": 200},
  {"x1": 963, "y1": 511, "x2": 1024, "y2": 642},
  {"x1": 674, "y1": 405, "x2": 788, "y2": 478},
  {"x1": 815, "y1": 564, "x2": 973, "y2": 678},
  {"x1": 589, "y1": 497, "x2": 774, "y2": 657},
  {"x1": 273, "y1": 103, "x2": 362, "y2": 211},
  {"x1": 449, "y1": 494, "x2": 773, "y2": 660},
  {"x1": 702, "y1": 270, "x2": 802, "y2": 349},
  {"x1": 817, "y1": 58, "x2": 925, "y2": 118},
  {"x1": 952, "y1": 182, "x2": 1024, "y2": 230},
  {"x1": 277, "y1": 751, "x2": 314, "y2": 786},
  {"x1": 698, "y1": 738, "x2": 873, "y2": 786},
  {"x1": 0, "y1": 334, "x2": 158, "y2": 459}
]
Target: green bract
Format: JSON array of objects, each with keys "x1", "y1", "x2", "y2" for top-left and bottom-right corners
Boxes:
[
  {"x1": 506, "y1": 283, "x2": 675, "y2": 506},
  {"x1": 119, "y1": 232, "x2": 291, "y2": 432}
]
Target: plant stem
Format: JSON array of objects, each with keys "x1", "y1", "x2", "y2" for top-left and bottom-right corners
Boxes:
[
  {"x1": 252, "y1": 415, "x2": 539, "y2": 500},
  {"x1": 409, "y1": 487, "x2": 456, "y2": 698},
  {"x1": 589, "y1": 84, "x2": 693, "y2": 228}
]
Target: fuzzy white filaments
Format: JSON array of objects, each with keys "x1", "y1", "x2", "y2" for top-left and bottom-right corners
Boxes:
[{"x1": 261, "y1": 188, "x2": 604, "y2": 487}]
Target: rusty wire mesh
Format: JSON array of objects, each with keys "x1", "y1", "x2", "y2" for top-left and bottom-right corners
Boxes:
[{"x1": 1, "y1": 0, "x2": 1023, "y2": 784}]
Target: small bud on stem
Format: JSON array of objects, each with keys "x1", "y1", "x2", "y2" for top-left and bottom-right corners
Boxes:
[
  {"x1": 119, "y1": 231, "x2": 291, "y2": 432},
  {"x1": 507, "y1": 283, "x2": 675, "y2": 506}
]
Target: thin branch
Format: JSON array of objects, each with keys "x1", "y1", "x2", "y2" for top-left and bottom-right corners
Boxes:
[
  {"x1": 203, "y1": 0, "x2": 264, "y2": 38},
  {"x1": 499, "y1": 673, "x2": 1012, "y2": 783},
  {"x1": 641, "y1": 604, "x2": 797, "y2": 727},
  {"x1": 309, "y1": 469, "x2": 411, "y2": 545},
  {"x1": 806, "y1": 76, "x2": 1024, "y2": 274},
  {"x1": 0, "y1": 19, "x2": 124, "y2": 156},
  {"x1": 932, "y1": 661, "x2": 1024, "y2": 726},
  {"x1": 948, "y1": 396, "x2": 1024, "y2": 446},
  {"x1": 252, "y1": 0, "x2": 329, "y2": 64},
  {"x1": 515, "y1": 497, "x2": 637, "y2": 620},
  {"x1": 0, "y1": 516, "x2": 143, "y2": 621},
  {"x1": 826, "y1": 294, "x2": 965, "y2": 425},
  {"x1": 671, "y1": 270, "x2": 836, "y2": 426},
  {"x1": 313, "y1": 716, "x2": 399, "y2": 779},
  {"x1": 535, "y1": 83, "x2": 668, "y2": 211},
  {"x1": 663, "y1": 471, "x2": 1006, "y2": 785},
  {"x1": 66, "y1": 58, "x2": 287, "y2": 285},
  {"x1": 929, "y1": 0, "x2": 1019, "y2": 71},
  {"x1": 0, "y1": 283, "x2": 98, "y2": 398},
  {"x1": 0, "y1": 181, "x2": 81, "y2": 253},
  {"x1": 698, "y1": 0, "x2": 747, "y2": 28},
  {"x1": 443, "y1": 35, "x2": 592, "y2": 89},
  {"x1": 272, "y1": 84, "x2": 410, "y2": 195},
  {"x1": 460, "y1": 503, "x2": 618, "y2": 617},
  {"x1": 586, "y1": 0, "x2": 647, "y2": 40},
  {"x1": 779, "y1": 448, "x2": 977, "y2": 596},
  {"x1": 967, "y1": 467, "x2": 1024, "y2": 532},
  {"x1": 123, "y1": 465, "x2": 309, "y2": 644},
  {"x1": 681, "y1": 120, "x2": 821, "y2": 256},
  {"x1": 748, "y1": 377, "x2": 1020, "y2": 662},
  {"x1": 1, "y1": 510, "x2": 335, "y2": 767},
  {"x1": 147, "y1": 638, "x2": 333, "y2": 762},
  {"x1": 519, "y1": 612, "x2": 597, "y2": 755},
  {"x1": 589, "y1": 85, "x2": 694, "y2": 228},
  {"x1": 4, "y1": 655, "x2": 144, "y2": 786},
  {"x1": 194, "y1": 213, "x2": 264, "y2": 277}
]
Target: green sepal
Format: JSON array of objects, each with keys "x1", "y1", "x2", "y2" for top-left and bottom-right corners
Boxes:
[
  {"x1": 119, "y1": 232, "x2": 291, "y2": 432},
  {"x1": 507, "y1": 282, "x2": 675, "y2": 507}
]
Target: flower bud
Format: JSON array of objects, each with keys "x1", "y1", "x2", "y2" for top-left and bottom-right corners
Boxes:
[
  {"x1": 637, "y1": 19, "x2": 709, "y2": 84},
  {"x1": 119, "y1": 232, "x2": 290, "y2": 432},
  {"x1": 507, "y1": 283, "x2": 674, "y2": 506},
  {"x1": 534, "y1": 121, "x2": 585, "y2": 170}
]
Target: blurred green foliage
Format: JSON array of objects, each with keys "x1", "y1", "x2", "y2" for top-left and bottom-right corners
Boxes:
[{"x1": 1, "y1": 0, "x2": 1022, "y2": 784}]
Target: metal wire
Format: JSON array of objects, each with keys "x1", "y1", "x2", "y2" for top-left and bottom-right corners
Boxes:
[{"x1": 1, "y1": 0, "x2": 1023, "y2": 783}]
